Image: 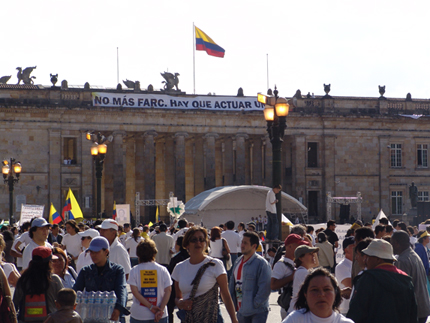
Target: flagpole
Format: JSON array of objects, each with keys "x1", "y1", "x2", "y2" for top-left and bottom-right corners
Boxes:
[
  {"x1": 193, "y1": 22, "x2": 196, "y2": 95},
  {"x1": 117, "y1": 47, "x2": 119, "y2": 84},
  {"x1": 266, "y1": 53, "x2": 269, "y2": 90}
]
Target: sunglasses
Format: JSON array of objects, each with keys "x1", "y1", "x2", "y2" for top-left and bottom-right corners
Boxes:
[{"x1": 190, "y1": 237, "x2": 206, "y2": 243}]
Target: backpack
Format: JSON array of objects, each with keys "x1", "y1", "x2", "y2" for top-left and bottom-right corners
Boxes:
[{"x1": 277, "y1": 261, "x2": 295, "y2": 309}]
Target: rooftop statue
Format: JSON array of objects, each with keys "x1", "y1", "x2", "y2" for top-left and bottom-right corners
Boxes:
[
  {"x1": 161, "y1": 72, "x2": 180, "y2": 91},
  {"x1": 50, "y1": 74, "x2": 58, "y2": 86},
  {"x1": 378, "y1": 85, "x2": 385, "y2": 96},
  {"x1": 123, "y1": 79, "x2": 136, "y2": 89},
  {"x1": 0, "y1": 75, "x2": 11, "y2": 84},
  {"x1": 16, "y1": 66, "x2": 36, "y2": 85},
  {"x1": 323, "y1": 83, "x2": 331, "y2": 95}
]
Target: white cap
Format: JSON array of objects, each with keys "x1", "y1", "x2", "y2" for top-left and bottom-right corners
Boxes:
[
  {"x1": 78, "y1": 229, "x2": 99, "y2": 239},
  {"x1": 98, "y1": 219, "x2": 119, "y2": 230}
]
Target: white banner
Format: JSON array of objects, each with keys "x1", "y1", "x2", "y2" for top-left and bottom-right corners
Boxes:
[
  {"x1": 311, "y1": 223, "x2": 351, "y2": 261},
  {"x1": 116, "y1": 204, "x2": 130, "y2": 226},
  {"x1": 92, "y1": 92, "x2": 265, "y2": 111},
  {"x1": 20, "y1": 204, "x2": 45, "y2": 225}
]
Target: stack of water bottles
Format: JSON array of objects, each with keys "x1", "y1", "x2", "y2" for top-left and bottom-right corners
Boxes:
[{"x1": 76, "y1": 290, "x2": 117, "y2": 323}]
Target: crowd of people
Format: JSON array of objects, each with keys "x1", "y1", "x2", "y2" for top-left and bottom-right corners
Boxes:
[{"x1": 0, "y1": 216, "x2": 429, "y2": 323}]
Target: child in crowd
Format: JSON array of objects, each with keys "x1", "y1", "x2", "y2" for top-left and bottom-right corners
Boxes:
[{"x1": 43, "y1": 288, "x2": 82, "y2": 323}]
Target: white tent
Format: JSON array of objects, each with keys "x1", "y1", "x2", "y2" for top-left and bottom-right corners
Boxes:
[
  {"x1": 372, "y1": 209, "x2": 391, "y2": 230},
  {"x1": 183, "y1": 185, "x2": 307, "y2": 229}
]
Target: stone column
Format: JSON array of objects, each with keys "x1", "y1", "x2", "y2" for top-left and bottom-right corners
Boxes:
[
  {"x1": 223, "y1": 137, "x2": 234, "y2": 186},
  {"x1": 215, "y1": 140, "x2": 223, "y2": 187},
  {"x1": 323, "y1": 135, "x2": 336, "y2": 221},
  {"x1": 235, "y1": 133, "x2": 248, "y2": 185},
  {"x1": 379, "y1": 136, "x2": 390, "y2": 213},
  {"x1": 144, "y1": 131, "x2": 157, "y2": 223},
  {"x1": 104, "y1": 138, "x2": 114, "y2": 216},
  {"x1": 252, "y1": 137, "x2": 263, "y2": 185},
  {"x1": 205, "y1": 133, "x2": 219, "y2": 190},
  {"x1": 264, "y1": 136, "x2": 272, "y2": 187},
  {"x1": 194, "y1": 136, "x2": 205, "y2": 195},
  {"x1": 245, "y1": 139, "x2": 250, "y2": 184},
  {"x1": 125, "y1": 138, "x2": 136, "y2": 216},
  {"x1": 81, "y1": 131, "x2": 94, "y2": 217},
  {"x1": 135, "y1": 134, "x2": 145, "y2": 221},
  {"x1": 292, "y1": 135, "x2": 306, "y2": 202},
  {"x1": 112, "y1": 131, "x2": 126, "y2": 205},
  {"x1": 185, "y1": 138, "x2": 195, "y2": 202},
  {"x1": 175, "y1": 132, "x2": 188, "y2": 202},
  {"x1": 49, "y1": 129, "x2": 62, "y2": 210},
  {"x1": 164, "y1": 136, "x2": 175, "y2": 198},
  {"x1": 155, "y1": 137, "x2": 166, "y2": 220}
]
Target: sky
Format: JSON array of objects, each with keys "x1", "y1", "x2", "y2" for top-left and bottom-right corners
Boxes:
[{"x1": 2, "y1": 0, "x2": 430, "y2": 99}]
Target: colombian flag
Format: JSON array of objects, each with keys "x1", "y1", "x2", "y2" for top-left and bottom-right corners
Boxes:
[
  {"x1": 62, "y1": 188, "x2": 83, "y2": 220},
  {"x1": 195, "y1": 26, "x2": 225, "y2": 58},
  {"x1": 112, "y1": 201, "x2": 117, "y2": 220},
  {"x1": 49, "y1": 203, "x2": 62, "y2": 224}
]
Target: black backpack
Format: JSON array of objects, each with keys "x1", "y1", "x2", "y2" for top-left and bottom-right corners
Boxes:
[{"x1": 277, "y1": 261, "x2": 295, "y2": 309}]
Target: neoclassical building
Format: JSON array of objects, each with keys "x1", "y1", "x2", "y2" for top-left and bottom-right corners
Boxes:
[{"x1": 0, "y1": 82, "x2": 428, "y2": 224}]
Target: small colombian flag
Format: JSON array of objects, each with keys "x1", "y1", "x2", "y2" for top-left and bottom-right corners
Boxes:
[
  {"x1": 49, "y1": 203, "x2": 62, "y2": 224},
  {"x1": 155, "y1": 205, "x2": 159, "y2": 223},
  {"x1": 62, "y1": 188, "x2": 83, "y2": 220},
  {"x1": 113, "y1": 201, "x2": 117, "y2": 220},
  {"x1": 195, "y1": 26, "x2": 225, "y2": 58}
]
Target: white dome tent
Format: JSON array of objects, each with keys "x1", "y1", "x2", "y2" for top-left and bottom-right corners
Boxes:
[{"x1": 183, "y1": 185, "x2": 307, "y2": 229}]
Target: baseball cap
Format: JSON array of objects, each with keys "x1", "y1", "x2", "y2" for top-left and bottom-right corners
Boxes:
[
  {"x1": 32, "y1": 246, "x2": 58, "y2": 262},
  {"x1": 361, "y1": 239, "x2": 396, "y2": 260},
  {"x1": 98, "y1": 219, "x2": 119, "y2": 231},
  {"x1": 87, "y1": 236, "x2": 110, "y2": 252},
  {"x1": 342, "y1": 236, "x2": 355, "y2": 250},
  {"x1": 31, "y1": 217, "x2": 52, "y2": 228},
  {"x1": 284, "y1": 234, "x2": 310, "y2": 246},
  {"x1": 294, "y1": 245, "x2": 319, "y2": 259},
  {"x1": 78, "y1": 229, "x2": 99, "y2": 239}
]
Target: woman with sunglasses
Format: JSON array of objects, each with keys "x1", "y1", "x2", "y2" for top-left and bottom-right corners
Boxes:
[
  {"x1": 172, "y1": 226, "x2": 238, "y2": 323},
  {"x1": 76, "y1": 229, "x2": 99, "y2": 274}
]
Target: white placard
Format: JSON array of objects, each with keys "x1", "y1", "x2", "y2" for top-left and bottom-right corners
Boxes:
[
  {"x1": 20, "y1": 204, "x2": 45, "y2": 225},
  {"x1": 116, "y1": 204, "x2": 130, "y2": 226},
  {"x1": 311, "y1": 223, "x2": 351, "y2": 262}
]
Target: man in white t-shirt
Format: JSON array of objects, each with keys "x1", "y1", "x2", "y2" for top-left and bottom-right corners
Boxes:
[
  {"x1": 265, "y1": 184, "x2": 282, "y2": 241},
  {"x1": 152, "y1": 224, "x2": 174, "y2": 267},
  {"x1": 222, "y1": 220, "x2": 241, "y2": 279},
  {"x1": 22, "y1": 217, "x2": 52, "y2": 270},
  {"x1": 99, "y1": 219, "x2": 132, "y2": 279},
  {"x1": 335, "y1": 236, "x2": 354, "y2": 315},
  {"x1": 271, "y1": 233, "x2": 309, "y2": 320},
  {"x1": 11, "y1": 221, "x2": 32, "y2": 271}
]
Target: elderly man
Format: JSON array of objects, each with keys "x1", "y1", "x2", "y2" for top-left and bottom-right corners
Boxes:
[
  {"x1": 391, "y1": 230, "x2": 430, "y2": 323},
  {"x1": 99, "y1": 219, "x2": 131, "y2": 279},
  {"x1": 347, "y1": 239, "x2": 417, "y2": 323}
]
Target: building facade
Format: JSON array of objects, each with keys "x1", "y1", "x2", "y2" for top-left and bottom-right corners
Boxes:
[{"x1": 0, "y1": 83, "x2": 428, "y2": 224}]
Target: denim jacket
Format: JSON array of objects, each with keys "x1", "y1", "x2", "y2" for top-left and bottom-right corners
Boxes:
[
  {"x1": 228, "y1": 252, "x2": 272, "y2": 317},
  {"x1": 73, "y1": 260, "x2": 128, "y2": 315}
]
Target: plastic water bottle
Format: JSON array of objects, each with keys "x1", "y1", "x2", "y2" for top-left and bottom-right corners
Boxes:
[
  {"x1": 86, "y1": 291, "x2": 96, "y2": 323},
  {"x1": 75, "y1": 291, "x2": 83, "y2": 317},
  {"x1": 107, "y1": 291, "x2": 117, "y2": 323},
  {"x1": 81, "y1": 292, "x2": 89, "y2": 322},
  {"x1": 93, "y1": 291, "x2": 103, "y2": 322},
  {"x1": 101, "y1": 291, "x2": 109, "y2": 321}
]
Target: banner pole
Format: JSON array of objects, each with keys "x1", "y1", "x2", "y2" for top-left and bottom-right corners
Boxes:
[{"x1": 193, "y1": 22, "x2": 196, "y2": 95}]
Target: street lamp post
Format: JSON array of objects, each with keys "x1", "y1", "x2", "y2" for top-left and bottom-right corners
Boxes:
[
  {"x1": 2, "y1": 158, "x2": 22, "y2": 225},
  {"x1": 258, "y1": 87, "x2": 289, "y2": 241},
  {"x1": 87, "y1": 132, "x2": 108, "y2": 219}
]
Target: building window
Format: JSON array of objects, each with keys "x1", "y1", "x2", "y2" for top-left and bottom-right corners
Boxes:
[
  {"x1": 390, "y1": 144, "x2": 402, "y2": 167},
  {"x1": 417, "y1": 144, "x2": 428, "y2": 168},
  {"x1": 391, "y1": 191, "x2": 403, "y2": 215},
  {"x1": 307, "y1": 142, "x2": 318, "y2": 168},
  {"x1": 418, "y1": 191, "x2": 429, "y2": 202},
  {"x1": 63, "y1": 138, "x2": 77, "y2": 165}
]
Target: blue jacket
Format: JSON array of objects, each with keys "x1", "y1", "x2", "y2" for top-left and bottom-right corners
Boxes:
[
  {"x1": 228, "y1": 252, "x2": 272, "y2": 317},
  {"x1": 414, "y1": 243, "x2": 429, "y2": 275},
  {"x1": 73, "y1": 260, "x2": 128, "y2": 315}
]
